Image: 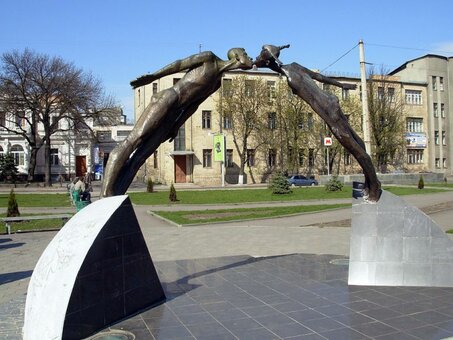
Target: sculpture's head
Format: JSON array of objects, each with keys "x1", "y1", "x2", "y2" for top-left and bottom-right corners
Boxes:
[
  {"x1": 226, "y1": 48, "x2": 253, "y2": 70},
  {"x1": 254, "y1": 44, "x2": 290, "y2": 68}
]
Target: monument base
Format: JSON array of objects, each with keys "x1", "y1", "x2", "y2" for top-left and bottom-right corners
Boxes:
[
  {"x1": 23, "y1": 195, "x2": 165, "y2": 340},
  {"x1": 349, "y1": 187, "x2": 453, "y2": 287}
]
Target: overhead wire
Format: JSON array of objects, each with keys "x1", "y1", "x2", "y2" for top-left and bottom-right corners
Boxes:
[{"x1": 321, "y1": 43, "x2": 359, "y2": 72}]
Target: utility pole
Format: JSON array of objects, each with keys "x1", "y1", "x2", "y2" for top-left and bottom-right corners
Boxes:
[{"x1": 359, "y1": 39, "x2": 372, "y2": 155}]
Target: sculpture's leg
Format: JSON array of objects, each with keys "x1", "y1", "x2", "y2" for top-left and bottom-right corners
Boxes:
[{"x1": 327, "y1": 103, "x2": 381, "y2": 201}]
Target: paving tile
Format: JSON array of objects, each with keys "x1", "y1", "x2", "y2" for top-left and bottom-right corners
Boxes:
[
  {"x1": 300, "y1": 317, "x2": 344, "y2": 333},
  {"x1": 380, "y1": 315, "x2": 428, "y2": 331},
  {"x1": 286, "y1": 309, "x2": 327, "y2": 322},
  {"x1": 231, "y1": 327, "x2": 279, "y2": 340},
  {"x1": 319, "y1": 326, "x2": 371, "y2": 340},
  {"x1": 267, "y1": 321, "x2": 313, "y2": 338},
  {"x1": 149, "y1": 325, "x2": 193, "y2": 339},
  {"x1": 351, "y1": 321, "x2": 398, "y2": 337},
  {"x1": 221, "y1": 317, "x2": 263, "y2": 333},
  {"x1": 331, "y1": 311, "x2": 375, "y2": 327},
  {"x1": 405, "y1": 324, "x2": 453, "y2": 339},
  {"x1": 411, "y1": 310, "x2": 453, "y2": 324},
  {"x1": 360, "y1": 307, "x2": 403, "y2": 320}
]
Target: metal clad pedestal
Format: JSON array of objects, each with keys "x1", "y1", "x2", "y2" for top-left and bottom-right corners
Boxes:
[
  {"x1": 23, "y1": 195, "x2": 165, "y2": 340},
  {"x1": 349, "y1": 187, "x2": 453, "y2": 287}
]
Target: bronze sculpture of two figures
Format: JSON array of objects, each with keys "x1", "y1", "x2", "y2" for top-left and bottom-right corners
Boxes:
[{"x1": 101, "y1": 45, "x2": 381, "y2": 202}]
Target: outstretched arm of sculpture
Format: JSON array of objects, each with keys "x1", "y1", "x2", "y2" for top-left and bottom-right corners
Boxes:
[
  {"x1": 130, "y1": 51, "x2": 218, "y2": 88},
  {"x1": 299, "y1": 65, "x2": 356, "y2": 90}
]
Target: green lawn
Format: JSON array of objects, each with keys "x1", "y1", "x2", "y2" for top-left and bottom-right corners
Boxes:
[
  {"x1": 0, "y1": 193, "x2": 72, "y2": 207},
  {"x1": 0, "y1": 213, "x2": 73, "y2": 234},
  {"x1": 0, "y1": 185, "x2": 446, "y2": 208},
  {"x1": 128, "y1": 186, "x2": 445, "y2": 205},
  {"x1": 152, "y1": 203, "x2": 350, "y2": 225}
]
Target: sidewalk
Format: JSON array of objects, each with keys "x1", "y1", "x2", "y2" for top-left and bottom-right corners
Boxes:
[{"x1": 2, "y1": 191, "x2": 453, "y2": 339}]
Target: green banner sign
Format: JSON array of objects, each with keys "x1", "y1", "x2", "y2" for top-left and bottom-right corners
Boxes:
[{"x1": 213, "y1": 134, "x2": 225, "y2": 162}]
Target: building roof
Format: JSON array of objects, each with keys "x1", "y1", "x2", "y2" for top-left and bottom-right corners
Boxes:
[{"x1": 389, "y1": 54, "x2": 452, "y2": 75}]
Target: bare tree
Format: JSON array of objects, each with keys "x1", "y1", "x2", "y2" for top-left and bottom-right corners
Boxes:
[
  {"x1": 0, "y1": 49, "x2": 116, "y2": 185},
  {"x1": 217, "y1": 75, "x2": 269, "y2": 184},
  {"x1": 261, "y1": 79, "x2": 325, "y2": 177},
  {"x1": 367, "y1": 68, "x2": 405, "y2": 173}
]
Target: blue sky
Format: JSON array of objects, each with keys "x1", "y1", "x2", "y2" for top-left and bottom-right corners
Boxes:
[{"x1": 2, "y1": 0, "x2": 453, "y2": 121}]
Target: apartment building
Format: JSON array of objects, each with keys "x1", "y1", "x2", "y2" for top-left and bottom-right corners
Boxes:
[
  {"x1": 134, "y1": 64, "x2": 431, "y2": 186},
  {"x1": 390, "y1": 54, "x2": 453, "y2": 174}
]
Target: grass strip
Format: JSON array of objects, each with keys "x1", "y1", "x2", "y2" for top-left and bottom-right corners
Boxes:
[
  {"x1": 152, "y1": 203, "x2": 350, "y2": 225},
  {"x1": 0, "y1": 193, "x2": 72, "y2": 207},
  {"x1": 0, "y1": 213, "x2": 74, "y2": 234},
  {"x1": 129, "y1": 186, "x2": 445, "y2": 205}
]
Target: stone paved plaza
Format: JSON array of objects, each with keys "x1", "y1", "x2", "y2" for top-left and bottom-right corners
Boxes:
[{"x1": 2, "y1": 190, "x2": 453, "y2": 339}]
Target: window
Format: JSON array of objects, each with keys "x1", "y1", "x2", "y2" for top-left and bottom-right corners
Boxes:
[
  {"x1": 267, "y1": 81, "x2": 276, "y2": 102},
  {"x1": 268, "y1": 149, "x2": 276, "y2": 167},
  {"x1": 268, "y1": 112, "x2": 277, "y2": 130},
  {"x1": 226, "y1": 149, "x2": 233, "y2": 167},
  {"x1": 441, "y1": 104, "x2": 445, "y2": 118},
  {"x1": 378, "y1": 87, "x2": 385, "y2": 100},
  {"x1": 297, "y1": 113, "x2": 304, "y2": 129},
  {"x1": 443, "y1": 158, "x2": 447, "y2": 168},
  {"x1": 222, "y1": 78, "x2": 232, "y2": 97},
  {"x1": 342, "y1": 88, "x2": 350, "y2": 100},
  {"x1": 308, "y1": 149, "x2": 315, "y2": 167},
  {"x1": 51, "y1": 116, "x2": 59, "y2": 129},
  {"x1": 50, "y1": 148, "x2": 59, "y2": 166},
  {"x1": 442, "y1": 131, "x2": 446, "y2": 145},
  {"x1": 117, "y1": 130, "x2": 130, "y2": 139},
  {"x1": 223, "y1": 115, "x2": 232, "y2": 129},
  {"x1": 344, "y1": 150, "x2": 352, "y2": 165},
  {"x1": 245, "y1": 79, "x2": 255, "y2": 97},
  {"x1": 0, "y1": 146, "x2": 3, "y2": 158},
  {"x1": 246, "y1": 149, "x2": 255, "y2": 167},
  {"x1": 152, "y1": 83, "x2": 158, "y2": 94},
  {"x1": 174, "y1": 125, "x2": 186, "y2": 151},
  {"x1": 298, "y1": 149, "x2": 304, "y2": 166},
  {"x1": 203, "y1": 149, "x2": 212, "y2": 168},
  {"x1": 440, "y1": 77, "x2": 444, "y2": 91},
  {"x1": 432, "y1": 76, "x2": 437, "y2": 91},
  {"x1": 307, "y1": 113, "x2": 314, "y2": 130},
  {"x1": 406, "y1": 118, "x2": 423, "y2": 133},
  {"x1": 405, "y1": 90, "x2": 422, "y2": 105},
  {"x1": 153, "y1": 151, "x2": 158, "y2": 169},
  {"x1": 10, "y1": 144, "x2": 24, "y2": 166},
  {"x1": 202, "y1": 110, "x2": 211, "y2": 129},
  {"x1": 173, "y1": 78, "x2": 181, "y2": 85},
  {"x1": 435, "y1": 158, "x2": 440, "y2": 168},
  {"x1": 388, "y1": 87, "x2": 395, "y2": 103},
  {"x1": 435, "y1": 131, "x2": 439, "y2": 145},
  {"x1": 434, "y1": 103, "x2": 438, "y2": 117},
  {"x1": 407, "y1": 149, "x2": 424, "y2": 164},
  {"x1": 0, "y1": 112, "x2": 5, "y2": 126},
  {"x1": 138, "y1": 89, "x2": 141, "y2": 107},
  {"x1": 97, "y1": 131, "x2": 112, "y2": 141},
  {"x1": 16, "y1": 111, "x2": 26, "y2": 128}
]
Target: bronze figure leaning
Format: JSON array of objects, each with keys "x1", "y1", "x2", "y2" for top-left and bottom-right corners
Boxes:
[
  {"x1": 101, "y1": 48, "x2": 253, "y2": 197},
  {"x1": 254, "y1": 44, "x2": 381, "y2": 201}
]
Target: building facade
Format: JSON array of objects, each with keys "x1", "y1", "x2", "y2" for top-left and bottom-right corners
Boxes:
[
  {"x1": 0, "y1": 109, "x2": 133, "y2": 181},
  {"x1": 390, "y1": 54, "x2": 453, "y2": 173}
]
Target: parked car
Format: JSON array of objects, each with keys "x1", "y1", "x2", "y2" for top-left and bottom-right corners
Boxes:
[{"x1": 287, "y1": 175, "x2": 318, "y2": 186}]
